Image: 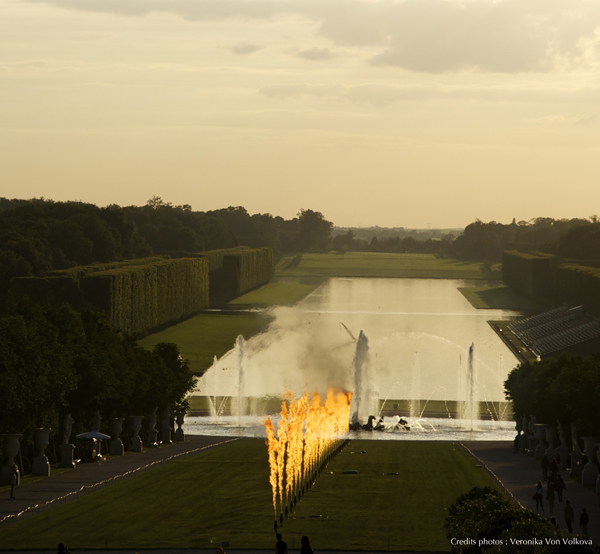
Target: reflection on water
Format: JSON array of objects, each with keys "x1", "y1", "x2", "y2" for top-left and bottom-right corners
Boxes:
[{"x1": 192, "y1": 278, "x2": 520, "y2": 438}]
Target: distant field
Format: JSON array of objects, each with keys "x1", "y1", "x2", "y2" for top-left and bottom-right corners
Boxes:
[
  {"x1": 138, "y1": 312, "x2": 270, "y2": 374},
  {"x1": 458, "y1": 285, "x2": 544, "y2": 311},
  {"x1": 277, "y1": 252, "x2": 493, "y2": 280},
  {"x1": 0, "y1": 439, "x2": 500, "y2": 551}
]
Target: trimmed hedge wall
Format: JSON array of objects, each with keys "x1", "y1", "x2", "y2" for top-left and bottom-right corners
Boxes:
[
  {"x1": 502, "y1": 250, "x2": 556, "y2": 302},
  {"x1": 211, "y1": 247, "x2": 275, "y2": 299},
  {"x1": 556, "y1": 264, "x2": 600, "y2": 318},
  {"x1": 225, "y1": 247, "x2": 275, "y2": 295},
  {"x1": 10, "y1": 247, "x2": 275, "y2": 333},
  {"x1": 51, "y1": 257, "x2": 167, "y2": 280},
  {"x1": 80, "y1": 257, "x2": 209, "y2": 335},
  {"x1": 152, "y1": 248, "x2": 249, "y2": 271}
]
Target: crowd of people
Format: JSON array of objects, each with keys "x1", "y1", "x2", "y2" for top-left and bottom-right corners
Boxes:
[{"x1": 533, "y1": 456, "x2": 590, "y2": 536}]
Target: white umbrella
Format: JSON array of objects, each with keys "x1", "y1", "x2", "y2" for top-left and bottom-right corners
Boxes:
[{"x1": 76, "y1": 431, "x2": 111, "y2": 440}]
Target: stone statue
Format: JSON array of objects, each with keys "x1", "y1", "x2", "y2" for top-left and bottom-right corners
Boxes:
[
  {"x1": 92, "y1": 410, "x2": 101, "y2": 432},
  {"x1": 147, "y1": 407, "x2": 158, "y2": 447},
  {"x1": 149, "y1": 407, "x2": 157, "y2": 430},
  {"x1": 556, "y1": 420, "x2": 569, "y2": 469},
  {"x1": 571, "y1": 424, "x2": 580, "y2": 453},
  {"x1": 570, "y1": 424, "x2": 584, "y2": 477},
  {"x1": 62, "y1": 413, "x2": 75, "y2": 446},
  {"x1": 161, "y1": 404, "x2": 172, "y2": 445},
  {"x1": 558, "y1": 420, "x2": 566, "y2": 446}
]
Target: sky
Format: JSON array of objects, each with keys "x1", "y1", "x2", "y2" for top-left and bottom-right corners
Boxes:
[{"x1": 1, "y1": 0, "x2": 599, "y2": 228}]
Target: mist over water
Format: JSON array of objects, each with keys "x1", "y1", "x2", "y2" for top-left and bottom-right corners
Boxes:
[{"x1": 193, "y1": 278, "x2": 520, "y2": 425}]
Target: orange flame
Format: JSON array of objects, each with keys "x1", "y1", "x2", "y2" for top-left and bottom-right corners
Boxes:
[{"x1": 263, "y1": 387, "x2": 352, "y2": 517}]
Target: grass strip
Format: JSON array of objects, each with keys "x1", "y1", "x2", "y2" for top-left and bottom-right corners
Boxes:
[
  {"x1": 0, "y1": 439, "x2": 501, "y2": 551},
  {"x1": 228, "y1": 280, "x2": 322, "y2": 306},
  {"x1": 277, "y1": 252, "x2": 492, "y2": 280},
  {"x1": 458, "y1": 285, "x2": 544, "y2": 311},
  {"x1": 138, "y1": 312, "x2": 270, "y2": 374}
]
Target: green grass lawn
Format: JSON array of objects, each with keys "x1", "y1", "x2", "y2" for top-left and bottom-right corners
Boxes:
[
  {"x1": 277, "y1": 252, "x2": 495, "y2": 280},
  {"x1": 138, "y1": 312, "x2": 271, "y2": 374},
  {"x1": 458, "y1": 285, "x2": 544, "y2": 311},
  {"x1": 0, "y1": 439, "x2": 500, "y2": 551},
  {"x1": 229, "y1": 279, "x2": 323, "y2": 306}
]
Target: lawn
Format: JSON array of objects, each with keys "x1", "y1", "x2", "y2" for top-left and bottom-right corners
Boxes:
[
  {"x1": 229, "y1": 278, "x2": 323, "y2": 307},
  {"x1": 0, "y1": 439, "x2": 501, "y2": 551},
  {"x1": 138, "y1": 312, "x2": 271, "y2": 374},
  {"x1": 458, "y1": 285, "x2": 545, "y2": 311},
  {"x1": 277, "y1": 252, "x2": 494, "y2": 280}
]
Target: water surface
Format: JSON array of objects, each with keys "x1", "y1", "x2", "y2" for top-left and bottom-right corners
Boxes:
[{"x1": 193, "y1": 278, "x2": 519, "y2": 408}]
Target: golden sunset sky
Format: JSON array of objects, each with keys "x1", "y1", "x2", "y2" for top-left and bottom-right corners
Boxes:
[{"x1": 2, "y1": 0, "x2": 599, "y2": 227}]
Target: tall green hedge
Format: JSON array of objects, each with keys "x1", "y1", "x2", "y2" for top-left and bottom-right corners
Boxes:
[
  {"x1": 80, "y1": 257, "x2": 209, "y2": 335},
  {"x1": 9, "y1": 247, "x2": 273, "y2": 332},
  {"x1": 556, "y1": 264, "x2": 600, "y2": 318},
  {"x1": 502, "y1": 251, "x2": 556, "y2": 302},
  {"x1": 51, "y1": 257, "x2": 167, "y2": 280},
  {"x1": 211, "y1": 247, "x2": 275, "y2": 299}
]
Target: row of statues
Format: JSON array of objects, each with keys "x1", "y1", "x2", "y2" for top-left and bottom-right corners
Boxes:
[
  {"x1": 0, "y1": 407, "x2": 186, "y2": 485},
  {"x1": 516, "y1": 416, "x2": 600, "y2": 492}
]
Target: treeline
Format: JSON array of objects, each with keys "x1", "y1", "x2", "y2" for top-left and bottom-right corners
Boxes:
[
  {"x1": 505, "y1": 355, "x2": 600, "y2": 436},
  {"x1": 453, "y1": 217, "x2": 599, "y2": 262},
  {"x1": 330, "y1": 217, "x2": 600, "y2": 261},
  {"x1": 334, "y1": 226, "x2": 461, "y2": 242},
  {"x1": 332, "y1": 231, "x2": 455, "y2": 255},
  {"x1": 0, "y1": 197, "x2": 333, "y2": 313},
  {"x1": 0, "y1": 301, "x2": 194, "y2": 441}
]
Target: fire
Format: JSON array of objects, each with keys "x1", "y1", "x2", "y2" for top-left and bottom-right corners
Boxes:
[{"x1": 263, "y1": 387, "x2": 352, "y2": 519}]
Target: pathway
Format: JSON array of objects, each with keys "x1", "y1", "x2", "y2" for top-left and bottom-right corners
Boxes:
[
  {"x1": 463, "y1": 441, "x2": 600, "y2": 544},
  {"x1": 0, "y1": 435, "x2": 234, "y2": 528}
]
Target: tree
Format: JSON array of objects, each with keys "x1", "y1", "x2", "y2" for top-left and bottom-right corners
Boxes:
[{"x1": 297, "y1": 209, "x2": 333, "y2": 252}]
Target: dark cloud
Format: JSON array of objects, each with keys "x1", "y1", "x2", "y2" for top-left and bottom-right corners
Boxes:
[
  {"x1": 295, "y1": 47, "x2": 336, "y2": 61},
  {"x1": 229, "y1": 42, "x2": 263, "y2": 55}
]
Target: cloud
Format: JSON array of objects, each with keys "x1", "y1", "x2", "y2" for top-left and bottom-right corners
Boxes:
[
  {"x1": 260, "y1": 81, "x2": 600, "y2": 106},
  {"x1": 25, "y1": 0, "x2": 600, "y2": 73},
  {"x1": 228, "y1": 42, "x2": 263, "y2": 55},
  {"x1": 295, "y1": 47, "x2": 337, "y2": 61},
  {"x1": 260, "y1": 83, "x2": 346, "y2": 99},
  {"x1": 576, "y1": 115, "x2": 597, "y2": 126}
]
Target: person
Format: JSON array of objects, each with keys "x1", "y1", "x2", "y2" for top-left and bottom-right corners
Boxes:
[
  {"x1": 546, "y1": 480, "x2": 556, "y2": 514},
  {"x1": 57, "y1": 544, "x2": 70, "y2": 554},
  {"x1": 300, "y1": 535, "x2": 313, "y2": 554},
  {"x1": 580, "y1": 508, "x2": 589, "y2": 535},
  {"x1": 533, "y1": 481, "x2": 544, "y2": 512},
  {"x1": 549, "y1": 517, "x2": 559, "y2": 530},
  {"x1": 555, "y1": 474, "x2": 566, "y2": 502},
  {"x1": 541, "y1": 457, "x2": 550, "y2": 481},
  {"x1": 9, "y1": 467, "x2": 17, "y2": 499},
  {"x1": 275, "y1": 533, "x2": 288, "y2": 554},
  {"x1": 564, "y1": 500, "x2": 574, "y2": 534}
]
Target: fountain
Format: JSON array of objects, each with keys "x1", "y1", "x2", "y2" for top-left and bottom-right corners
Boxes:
[
  {"x1": 186, "y1": 279, "x2": 517, "y2": 441},
  {"x1": 350, "y1": 331, "x2": 377, "y2": 425},
  {"x1": 461, "y1": 343, "x2": 478, "y2": 430},
  {"x1": 235, "y1": 335, "x2": 245, "y2": 425},
  {"x1": 409, "y1": 352, "x2": 421, "y2": 419}
]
